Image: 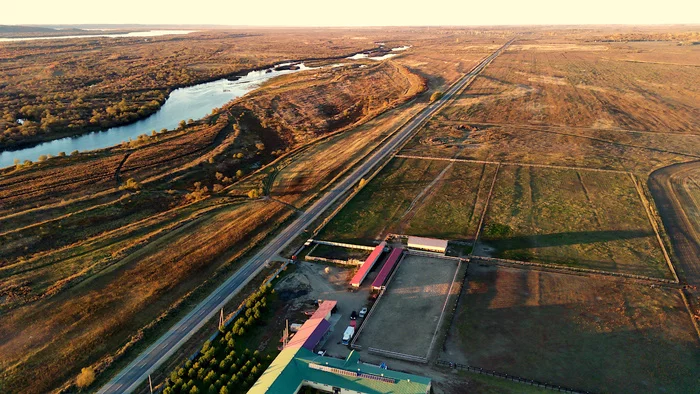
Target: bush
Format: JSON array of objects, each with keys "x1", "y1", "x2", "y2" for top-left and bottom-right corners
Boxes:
[
  {"x1": 76, "y1": 367, "x2": 95, "y2": 388},
  {"x1": 430, "y1": 91, "x2": 444, "y2": 102}
]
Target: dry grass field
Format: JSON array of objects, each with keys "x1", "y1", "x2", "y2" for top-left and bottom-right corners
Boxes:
[
  {"x1": 443, "y1": 264, "x2": 700, "y2": 393},
  {"x1": 316, "y1": 157, "x2": 450, "y2": 244},
  {"x1": 400, "y1": 121, "x2": 700, "y2": 173},
  {"x1": 0, "y1": 27, "x2": 510, "y2": 392},
  {"x1": 355, "y1": 254, "x2": 459, "y2": 358},
  {"x1": 476, "y1": 166, "x2": 671, "y2": 278},
  {"x1": 438, "y1": 43, "x2": 700, "y2": 133}
]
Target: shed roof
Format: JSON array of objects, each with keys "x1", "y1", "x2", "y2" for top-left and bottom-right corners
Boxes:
[
  {"x1": 350, "y1": 242, "x2": 386, "y2": 287},
  {"x1": 407, "y1": 236, "x2": 448, "y2": 250}
]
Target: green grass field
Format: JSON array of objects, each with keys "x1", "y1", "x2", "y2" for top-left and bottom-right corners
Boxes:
[
  {"x1": 317, "y1": 158, "x2": 490, "y2": 245},
  {"x1": 442, "y1": 264, "x2": 700, "y2": 393},
  {"x1": 476, "y1": 166, "x2": 671, "y2": 278}
]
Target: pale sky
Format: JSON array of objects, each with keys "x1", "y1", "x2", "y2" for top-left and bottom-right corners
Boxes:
[{"x1": 2, "y1": 0, "x2": 699, "y2": 26}]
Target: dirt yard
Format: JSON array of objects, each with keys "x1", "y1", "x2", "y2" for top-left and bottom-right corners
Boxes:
[
  {"x1": 355, "y1": 254, "x2": 460, "y2": 359},
  {"x1": 443, "y1": 264, "x2": 700, "y2": 393}
]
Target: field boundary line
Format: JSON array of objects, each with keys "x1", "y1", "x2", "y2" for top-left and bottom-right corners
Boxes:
[
  {"x1": 395, "y1": 154, "x2": 630, "y2": 174},
  {"x1": 425, "y1": 259, "x2": 462, "y2": 361},
  {"x1": 471, "y1": 163, "x2": 501, "y2": 252},
  {"x1": 472, "y1": 256, "x2": 680, "y2": 287},
  {"x1": 440, "y1": 120, "x2": 700, "y2": 137},
  {"x1": 367, "y1": 347, "x2": 427, "y2": 364},
  {"x1": 435, "y1": 360, "x2": 586, "y2": 394},
  {"x1": 629, "y1": 173, "x2": 679, "y2": 283},
  {"x1": 679, "y1": 289, "x2": 700, "y2": 340}
]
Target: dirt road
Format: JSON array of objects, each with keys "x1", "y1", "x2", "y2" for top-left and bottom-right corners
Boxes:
[{"x1": 648, "y1": 161, "x2": 700, "y2": 285}]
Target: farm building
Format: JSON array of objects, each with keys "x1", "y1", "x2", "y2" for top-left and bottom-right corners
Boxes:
[
  {"x1": 249, "y1": 300, "x2": 431, "y2": 394},
  {"x1": 371, "y1": 248, "x2": 404, "y2": 291},
  {"x1": 407, "y1": 236, "x2": 448, "y2": 254},
  {"x1": 350, "y1": 242, "x2": 386, "y2": 288}
]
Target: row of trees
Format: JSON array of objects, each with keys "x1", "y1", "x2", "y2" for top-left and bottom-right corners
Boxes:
[{"x1": 162, "y1": 284, "x2": 274, "y2": 394}]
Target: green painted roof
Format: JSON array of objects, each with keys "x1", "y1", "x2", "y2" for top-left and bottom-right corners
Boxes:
[{"x1": 249, "y1": 348, "x2": 431, "y2": 394}]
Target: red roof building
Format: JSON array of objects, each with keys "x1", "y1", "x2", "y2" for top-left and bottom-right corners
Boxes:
[
  {"x1": 350, "y1": 242, "x2": 386, "y2": 288},
  {"x1": 371, "y1": 247, "x2": 403, "y2": 291}
]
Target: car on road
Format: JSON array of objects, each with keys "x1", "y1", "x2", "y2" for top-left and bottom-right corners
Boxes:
[
  {"x1": 359, "y1": 307, "x2": 368, "y2": 318},
  {"x1": 350, "y1": 310, "x2": 358, "y2": 320}
]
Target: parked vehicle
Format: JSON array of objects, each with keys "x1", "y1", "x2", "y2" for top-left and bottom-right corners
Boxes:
[
  {"x1": 342, "y1": 326, "x2": 355, "y2": 345},
  {"x1": 350, "y1": 310, "x2": 358, "y2": 320},
  {"x1": 359, "y1": 307, "x2": 368, "y2": 318}
]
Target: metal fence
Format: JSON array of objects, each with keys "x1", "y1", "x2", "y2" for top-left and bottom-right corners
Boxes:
[{"x1": 435, "y1": 360, "x2": 587, "y2": 393}]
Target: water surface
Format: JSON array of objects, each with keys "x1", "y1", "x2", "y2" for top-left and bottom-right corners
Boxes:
[{"x1": 0, "y1": 63, "x2": 311, "y2": 168}]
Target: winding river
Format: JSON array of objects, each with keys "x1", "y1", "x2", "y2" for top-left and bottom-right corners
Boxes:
[
  {"x1": 0, "y1": 63, "x2": 312, "y2": 168},
  {"x1": 0, "y1": 45, "x2": 410, "y2": 169}
]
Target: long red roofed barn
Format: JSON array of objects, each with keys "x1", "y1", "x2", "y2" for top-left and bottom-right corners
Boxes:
[
  {"x1": 371, "y1": 247, "x2": 404, "y2": 291},
  {"x1": 350, "y1": 241, "x2": 386, "y2": 288}
]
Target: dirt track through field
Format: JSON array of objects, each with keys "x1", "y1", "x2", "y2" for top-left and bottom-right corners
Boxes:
[{"x1": 649, "y1": 161, "x2": 700, "y2": 285}]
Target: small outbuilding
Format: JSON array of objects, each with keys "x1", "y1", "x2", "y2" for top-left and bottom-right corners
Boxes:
[{"x1": 407, "y1": 236, "x2": 448, "y2": 254}]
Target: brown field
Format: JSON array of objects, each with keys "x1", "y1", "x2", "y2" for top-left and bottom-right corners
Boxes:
[
  {"x1": 443, "y1": 264, "x2": 700, "y2": 393},
  {"x1": 438, "y1": 43, "x2": 700, "y2": 133},
  {"x1": 477, "y1": 166, "x2": 671, "y2": 278},
  {"x1": 0, "y1": 27, "x2": 504, "y2": 392},
  {"x1": 400, "y1": 121, "x2": 700, "y2": 173}
]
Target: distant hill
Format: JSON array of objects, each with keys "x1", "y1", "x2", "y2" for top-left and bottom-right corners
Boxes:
[{"x1": 0, "y1": 25, "x2": 58, "y2": 33}]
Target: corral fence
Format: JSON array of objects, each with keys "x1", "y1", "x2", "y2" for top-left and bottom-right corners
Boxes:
[
  {"x1": 350, "y1": 253, "x2": 408, "y2": 350},
  {"x1": 473, "y1": 256, "x2": 680, "y2": 287},
  {"x1": 309, "y1": 239, "x2": 378, "y2": 251},
  {"x1": 368, "y1": 347, "x2": 427, "y2": 364},
  {"x1": 435, "y1": 360, "x2": 587, "y2": 393},
  {"x1": 437, "y1": 259, "x2": 471, "y2": 354}
]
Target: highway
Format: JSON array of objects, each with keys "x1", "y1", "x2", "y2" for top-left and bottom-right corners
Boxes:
[{"x1": 98, "y1": 38, "x2": 513, "y2": 394}]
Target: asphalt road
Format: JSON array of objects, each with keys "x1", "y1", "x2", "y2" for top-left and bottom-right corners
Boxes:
[{"x1": 98, "y1": 39, "x2": 513, "y2": 394}]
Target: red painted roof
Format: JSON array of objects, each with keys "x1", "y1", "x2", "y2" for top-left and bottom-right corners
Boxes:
[
  {"x1": 286, "y1": 300, "x2": 337, "y2": 350},
  {"x1": 350, "y1": 242, "x2": 386, "y2": 287},
  {"x1": 371, "y1": 248, "x2": 403, "y2": 290}
]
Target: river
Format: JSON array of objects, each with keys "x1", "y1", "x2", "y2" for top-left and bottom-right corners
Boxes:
[
  {"x1": 0, "y1": 62, "x2": 312, "y2": 168},
  {"x1": 0, "y1": 45, "x2": 410, "y2": 168},
  {"x1": 0, "y1": 30, "x2": 196, "y2": 42}
]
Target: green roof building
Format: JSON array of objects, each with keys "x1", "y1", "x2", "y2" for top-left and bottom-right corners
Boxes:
[
  {"x1": 248, "y1": 301, "x2": 431, "y2": 394},
  {"x1": 248, "y1": 347, "x2": 432, "y2": 394}
]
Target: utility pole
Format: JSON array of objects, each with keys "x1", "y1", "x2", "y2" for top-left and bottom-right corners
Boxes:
[
  {"x1": 219, "y1": 308, "x2": 224, "y2": 331},
  {"x1": 148, "y1": 375, "x2": 153, "y2": 394}
]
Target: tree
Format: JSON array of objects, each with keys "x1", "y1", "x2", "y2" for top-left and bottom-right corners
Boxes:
[
  {"x1": 190, "y1": 386, "x2": 199, "y2": 394},
  {"x1": 122, "y1": 178, "x2": 141, "y2": 191},
  {"x1": 247, "y1": 189, "x2": 260, "y2": 199},
  {"x1": 38, "y1": 154, "x2": 48, "y2": 162},
  {"x1": 76, "y1": 367, "x2": 95, "y2": 388},
  {"x1": 430, "y1": 91, "x2": 444, "y2": 102},
  {"x1": 235, "y1": 169, "x2": 244, "y2": 178},
  {"x1": 179, "y1": 120, "x2": 187, "y2": 129},
  {"x1": 71, "y1": 150, "x2": 79, "y2": 156},
  {"x1": 255, "y1": 143, "x2": 265, "y2": 151}
]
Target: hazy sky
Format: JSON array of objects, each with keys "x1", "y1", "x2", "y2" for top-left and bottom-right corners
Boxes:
[{"x1": 3, "y1": 0, "x2": 699, "y2": 26}]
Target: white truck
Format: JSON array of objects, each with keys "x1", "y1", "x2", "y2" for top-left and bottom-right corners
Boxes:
[{"x1": 341, "y1": 326, "x2": 355, "y2": 345}]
